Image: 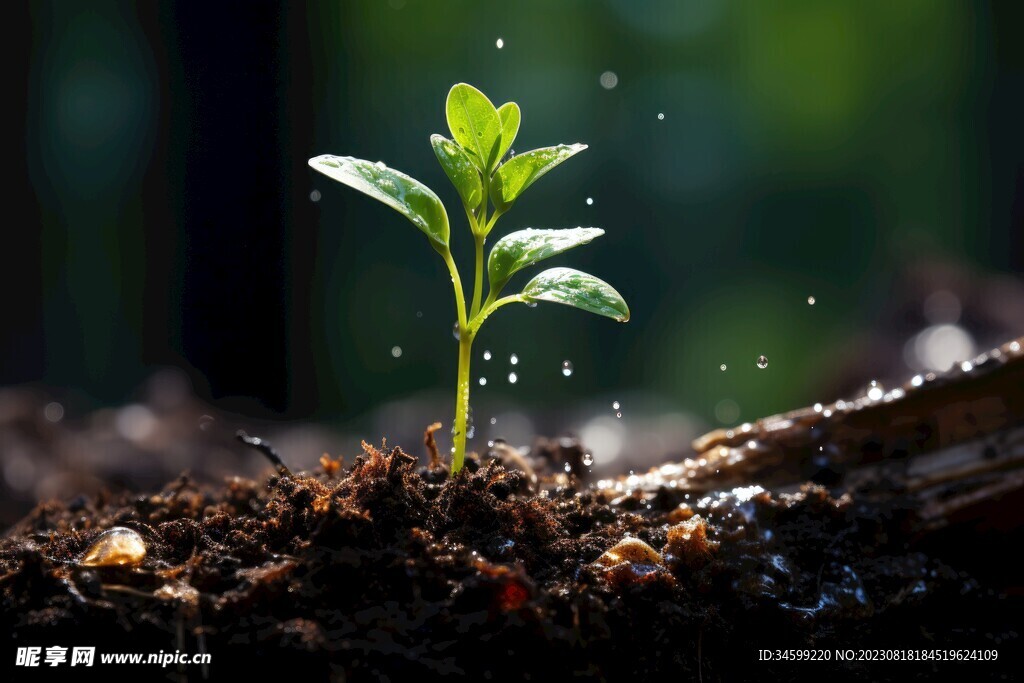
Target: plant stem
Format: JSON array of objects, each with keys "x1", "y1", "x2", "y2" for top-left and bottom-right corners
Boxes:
[
  {"x1": 470, "y1": 233, "x2": 485, "y2": 319},
  {"x1": 441, "y1": 249, "x2": 467, "y2": 330},
  {"x1": 451, "y1": 331, "x2": 473, "y2": 474},
  {"x1": 468, "y1": 294, "x2": 527, "y2": 335}
]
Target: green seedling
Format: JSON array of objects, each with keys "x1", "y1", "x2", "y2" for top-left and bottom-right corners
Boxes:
[{"x1": 310, "y1": 83, "x2": 629, "y2": 474}]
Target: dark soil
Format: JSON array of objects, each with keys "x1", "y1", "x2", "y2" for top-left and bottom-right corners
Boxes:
[{"x1": 1, "y1": 435, "x2": 1019, "y2": 682}]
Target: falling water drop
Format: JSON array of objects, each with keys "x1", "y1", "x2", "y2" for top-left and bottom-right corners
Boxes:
[
  {"x1": 657, "y1": 112, "x2": 665, "y2": 120},
  {"x1": 586, "y1": 197, "x2": 594, "y2": 206},
  {"x1": 391, "y1": 346, "x2": 402, "y2": 358},
  {"x1": 495, "y1": 38, "x2": 504, "y2": 49},
  {"x1": 43, "y1": 402, "x2": 64, "y2": 423},
  {"x1": 490, "y1": 417, "x2": 497, "y2": 425},
  {"x1": 807, "y1": 295, "x2": 816, "y2": 305},
  {"x1": 561, "y1": 360, "x2": 574, "y2": 377},
  {"x1": 719, "y1": 364, "x2": 727, "y2": 371},
  {"x1": 510, "y1": 353, "x2": 519, "y2": 365},
  {"x1": 309, "y1": 189, "x2": 321, "y2": 202},
  {"x1": 615, "y1": 412, "x2": 622, "y2": 419},
  {"x1": 582, "y1": 452, "x2": 594, "y2": 467},
  {"x1": 508, "y1": 372, "x2": 518, "y2": 384},
  {"x1": 564, "y1": 462, "x2": 572, "y2": 473},
  {"x1": 599, "y1": 71, "x2": 619, "y2": 89},
  {"x1": 479, "y1": 377, "x2": 487, "y2": 386},
  {"x1": 483, "y1": 350, "x2": 492, "y2": 360},
  {"x1": 756, "y1": 355, "x2": 768, "y2": 369},
  {"x1": 612, "y1": 400, "x2": 620, "y2": 410}
]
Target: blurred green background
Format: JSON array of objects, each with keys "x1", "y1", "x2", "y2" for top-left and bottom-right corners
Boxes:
[{"x1": 5, "y1": 0, "x2": 1023, "y2": 456}]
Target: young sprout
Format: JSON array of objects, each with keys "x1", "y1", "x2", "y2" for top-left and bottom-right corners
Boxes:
[{"x1": 310, "y1": 83, "x2": 629, "y2": 473}]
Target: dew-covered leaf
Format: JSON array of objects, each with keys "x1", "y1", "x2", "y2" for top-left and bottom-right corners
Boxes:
[
  {"x1": 488, "y1": 227, "x2": 604, "y2": 294},
  {"x1": 309, "y1": 154, "x2": 449, "y2": 249},
  {"x1": 446, "y1": 83, "x2": 502, "y2": 172},
  {"x1": 431, "y1": 135, "x2": 482, "y2": 210},
  {"x1": 521, "y1": 267, "x2": 629, "y2": 322},
  {"x1": 490, "y1": 143, "x2": 587, "y2": 212},
  {"x1": 495, "y1": 102, "x2": 520, "y2": 163}
]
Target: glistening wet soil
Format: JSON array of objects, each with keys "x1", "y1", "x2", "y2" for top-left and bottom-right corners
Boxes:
[{"x1": 1, "y1": 435, "x2": 1018, "y2": 681}]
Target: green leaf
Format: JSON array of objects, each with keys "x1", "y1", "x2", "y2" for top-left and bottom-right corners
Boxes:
[
  {"x1": 431, "y1": 135, "x2": 482, "y2": 210},
  {"x1": 495, "y1": 102, "x2": 520, "y2": 163},
  {"x1": 309, "y1": 154, "x2": 449, "y2": 249},
  {"x1": 521, "y1": 267, "x2": 630, "y2": 322},
  {"x1": 488, "y1": 227, "x2": 604, "y2": 295},
  {"x1": 490, "y1": 143, "x2": 587, "y2": 212},
  {"x1": 446, "y1": 83, "x2": 502, "y2": 172}
]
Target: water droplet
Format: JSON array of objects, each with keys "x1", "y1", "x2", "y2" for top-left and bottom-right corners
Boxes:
[
  {"x1": 719, "y1": 364, "x2": 727, "y2": 371},
  {"x1": 309, "y1": 189, "x2": 321, "y2": 202},
  {"x1": 375, "y1": 161, "x2": 386, "y2": 169},
  {"x1": 508, "y1": 372, "x2": 518, "y2": 384},
  {"x1": 911, "y1": 375, "x2": 924, "y2": 387},
  {"x1": 452, "y1": 322, "x2": 461, "y2": 340},
  {"x1": 807, "y1": 295, "x2": 815, "y2": 305},
  {"x1": 490, "y1": 417, "x2": 497, "y2": 425},
  {"x1": 415, "y1": 310, "x2": 423, "y2": 318},
  {"x1": 467, "y1": 425, "x2": 476, "y2": 438},
  {"x1": 867, "y1": 380, "x2": 884, "y2": 401},
  {"x1": 525, "y1": 301, "x2": 538, "y2": 308},
  {"x1": 479, "y1": 377, "x2": 487, "y2": 386},
  {"x1": 586, "y1": 197, "x2": 594, "y2": 206},
  {"x1": 615, "y1": 412, "x2": 622, "y2": 419},
  {"x1": 813, "y1": 402, "x2": 823, "y2": 413},
  {"x1": 561, "y1": 360, "x2": 574, "y2": 377},
  {"x1": 43, "y1": 402, "x2": 64, "y2": 423},
  {"x1": 756, "y1": 355, "x2": 768, "y2": 369},
  {"x1": 80, "y1": 527, "x2": 147, "y2": 567},
  {"x1": 115, "y1": 405, "x2": 156, "y2": 442},
  {"x1": 510, "y1": 353, "x2": 519, "y2": 365},
  {"x1": 714, "y1": 398, "x2": 740, "y2": 424},
  {"x1": 391, "y1": 346, "x2": 402, "y2": 358},
  {"x1": 612, "y1": 400, "x2": 620, "y2": 410},
  {"x1": 495, "y1": 37, "x2": 504, "y2": 49},
  {"x1": 961, "y1": 360, "x2": 973, "y2": 372},
  {"x1": 657, "y1": 112, "x2": 665, "y2": 120},
  {"x1": 483, "y1": 350, "x2": 492, "y2": 360},
  {"x1": 582, "y1": 452, "x2": 594, "y2": 466},
  {"x1": 564, "y1": 462, "x2": 572, "y2": 473},
  {"x1": 599, "y1": 70, "x2": 619, "y2": 89}
]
